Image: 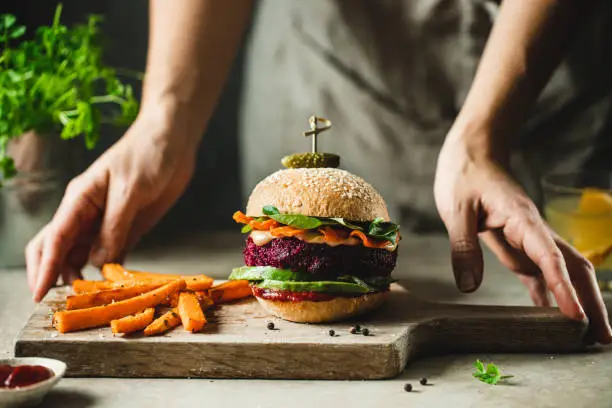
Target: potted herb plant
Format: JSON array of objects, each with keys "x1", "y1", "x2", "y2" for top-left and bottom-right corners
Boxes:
[{"x1": 0, "y1": 4, "x2": 140, "y2": 267}]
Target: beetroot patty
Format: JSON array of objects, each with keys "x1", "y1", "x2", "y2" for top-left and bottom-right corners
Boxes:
[{"x1": 243, "y1": 237, "x2": 397, "y2": 278}]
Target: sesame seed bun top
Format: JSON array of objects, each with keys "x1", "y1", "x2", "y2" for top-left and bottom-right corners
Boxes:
[{"x1": 245, "y1": 168, "x2": 390, "y2": 222}]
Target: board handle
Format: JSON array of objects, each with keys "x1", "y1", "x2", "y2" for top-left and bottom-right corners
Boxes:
[{"x1": 411, "y1": 304, "x2": 589, "y2": 356}]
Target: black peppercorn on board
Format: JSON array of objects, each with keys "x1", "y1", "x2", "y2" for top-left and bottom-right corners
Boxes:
[{"x1": 15, "y1": 283, "x2": 588, "y2": 380}]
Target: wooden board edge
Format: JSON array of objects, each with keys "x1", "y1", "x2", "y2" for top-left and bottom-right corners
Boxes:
[{"x1": 14, "y1": 339, "x2": 405, "y2": 380}]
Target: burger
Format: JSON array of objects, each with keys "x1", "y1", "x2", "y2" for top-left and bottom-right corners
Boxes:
[{"x1": 229, "y1": 167, "x2": 400, "y2": 323}]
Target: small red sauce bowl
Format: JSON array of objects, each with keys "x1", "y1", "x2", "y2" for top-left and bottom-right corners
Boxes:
[{"x1": 0, "y1": 357, "x2": 66, "y2": 407}]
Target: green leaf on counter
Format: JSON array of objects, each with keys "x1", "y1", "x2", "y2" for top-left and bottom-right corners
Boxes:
[{"x1": 472, "y1": 360, "x2": 513, "y2": 385}]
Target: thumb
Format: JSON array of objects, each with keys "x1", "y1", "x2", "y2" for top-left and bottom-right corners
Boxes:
[
  {"x1": 91, "y1": 184, "x2": 138, "y2": 267},
  {"x1": 445, "y1": 199, "x2": 484, "y2": 293}
]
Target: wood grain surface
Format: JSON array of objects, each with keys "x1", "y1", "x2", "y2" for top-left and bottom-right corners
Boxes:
[{"x1": 14, "y1": 283, "x2": 589, "y2": 380}]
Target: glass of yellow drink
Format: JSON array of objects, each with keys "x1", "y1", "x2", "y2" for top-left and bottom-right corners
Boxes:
[{"x1": 542, "y1": 172, "x2": 612, "y2": 290}]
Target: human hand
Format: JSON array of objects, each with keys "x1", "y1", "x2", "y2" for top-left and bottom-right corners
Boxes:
[
  {"x1": 434, "y1": 132, "x2": 612, "y2": 344},
  {"x1": 26, "y1": 114, "x2": 197, "y2": 301}
]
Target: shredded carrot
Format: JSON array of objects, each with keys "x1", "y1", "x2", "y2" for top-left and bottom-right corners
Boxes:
[
  {"x1": 233, "y1": 211, "x2": 253, "y2": 224},
  {"x1": 250, "y1": 219, "x2": 280, "y2": 230},
  {"x1": 319, "y1": 227, "x2": 350, "y2": 242},
  {"x1": 53, "y1": 280, "x2": 186, "y2": 333},
  {"x1": 143, "y1": 308, "x2": 181, "y2": 336},
  {"x1": 349, "y1": 230, "x2": 390, "y2": 249},
  {"x1": 269, "y1": 226, "x2": 307, "y2": 237},
  {"x1": 110, "y1": 308, "x2": 155, "y2": 334}
]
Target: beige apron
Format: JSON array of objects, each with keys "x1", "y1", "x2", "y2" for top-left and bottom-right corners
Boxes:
[{"x1": 239, "y1": 0, "x2": 612, "y2": 231}]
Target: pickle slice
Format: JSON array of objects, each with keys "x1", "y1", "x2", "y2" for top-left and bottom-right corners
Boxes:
[{"x1": 281, "y1": 152, "x2": 340, "y2": 169}]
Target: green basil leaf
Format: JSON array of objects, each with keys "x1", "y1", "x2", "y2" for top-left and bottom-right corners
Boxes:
[
  {"x1": 329, "y1": 218, "x2": 364, "y2": 231},
  {"x1": 367, "y1": 221, "x2": 400, "y2": 245},
  {"x1": 472, "y1": 360, "x2": 511, "y2": 385},
  {"x1": 262, "y1": 205, "x2": 280, "y2": 216},
  {"x1": 268, "y1": 213, "x2": 323, "y2": 230},
  {"x1": 486, "y1": 363, "x2": 499, "y2": 377}
]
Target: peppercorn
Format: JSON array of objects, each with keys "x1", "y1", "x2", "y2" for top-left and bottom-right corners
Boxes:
[
  {"x1": 267, "y1": 322, "x2": 275, "y2": 330},
  {"x1": 420, "y1": 378, "x2": 428, "y2": 385},
  {"x1": 329, "y1": 329, "x2": 335, "y2": 337},
  {"x1": 404, "y1": 383, "x2": 412, "y2": 392},
  {"x1": 362, "y1": 328, "x2": 370, "y2": 336},
  {"x1": 349, "y1": 327, "x2": 357, "y2": 334},
  {"x1": 354, "y1": 324, "x2": 361, "y2": 332}
]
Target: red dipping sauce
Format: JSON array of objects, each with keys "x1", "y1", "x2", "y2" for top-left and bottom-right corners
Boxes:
[{"x1": 0, "y1": 364, "x2": 53, "y2": 389}]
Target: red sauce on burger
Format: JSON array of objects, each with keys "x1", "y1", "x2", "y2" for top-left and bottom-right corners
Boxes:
[{"x1": 252, "y1": 287, "x2": 361, "y2": 302}]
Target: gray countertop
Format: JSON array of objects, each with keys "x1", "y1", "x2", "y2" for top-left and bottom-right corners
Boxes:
[{"x1": 1, "y1": 232, "x2": 611, "y2": 408}]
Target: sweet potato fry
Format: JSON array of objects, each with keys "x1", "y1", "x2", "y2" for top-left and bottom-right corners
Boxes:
[
  {"x1": 195, "y1": 291, "x2": 214, "y2": 310},
  {"x1": 102, "y1": 263, "x2": 214, "y2": 292},
  {"x1": 178, "y1": 292, "x2": 206, "y2": 333},
  {"x1": 53, "y1": 279, "x2": 186, "y2": 333},
  {"x1": 161, "y1": 291, "x2": 180, "y2": 307},
  {"x1": 72, "y1": 279, "x2": 133, "y2": 293},
  {"x1": 101, "y1": 263, "x2": 133, "y2": 281},
  {"x1": 208, "y1": 280, "x2": 252, "y2": 304},
  {"x1": 143, "y1": 308, "x2": 181, "y2": 336},
  {"x1": 110, "y1": 308, "x2": 155, "y2": 334},
  {"x1": 66, "y1": 283, "x2": 164, "y2": 310}
]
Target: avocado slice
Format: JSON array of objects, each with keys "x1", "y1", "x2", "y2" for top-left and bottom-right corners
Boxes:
[
  {"x1": 229, "y1": 266, "x2": 316, "y2": 282},
  {"x1": 253, "y1": 279, "x2": 372, "y2": 294},
  {"x1": 230, "y1": 266, "x2": 394, "y2": 294}
]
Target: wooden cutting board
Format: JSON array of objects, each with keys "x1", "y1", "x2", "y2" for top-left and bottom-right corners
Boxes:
[{"x1": 14, "y1": 282, "x2": 588, "y2": 380}]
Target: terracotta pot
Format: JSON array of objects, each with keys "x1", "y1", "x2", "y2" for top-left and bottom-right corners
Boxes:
[{"x1": 0, "y1": 132, "x2": 83, "y2": 268}]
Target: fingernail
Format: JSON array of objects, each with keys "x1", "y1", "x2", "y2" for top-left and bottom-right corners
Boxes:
[
  {"x1": 91, "y1": 248, "x2": 108, "y2": 267},
  {"x1": 458, "y1": 271, "x2": 477, "y2": 292}
]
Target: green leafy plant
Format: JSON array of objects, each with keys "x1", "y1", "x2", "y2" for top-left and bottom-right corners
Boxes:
[
  {"x1": 0, "y1": 3, "x2": 140, "y2": 183},
  {"x1": 472, "y1": 360, "x2": 513, "y2": 385}
]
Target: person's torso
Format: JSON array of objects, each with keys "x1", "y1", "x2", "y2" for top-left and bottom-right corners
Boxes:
[{"x1": 239, "y1": 0, "x2": 612, "y2": 230}]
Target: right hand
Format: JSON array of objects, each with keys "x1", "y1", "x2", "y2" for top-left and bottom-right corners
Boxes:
[
  {"x1": 434, "y1": 131, "x2": 612, "y2": 344},
  {"x1": 27, "y1": 114, "x2": 197, "y2": 301}
]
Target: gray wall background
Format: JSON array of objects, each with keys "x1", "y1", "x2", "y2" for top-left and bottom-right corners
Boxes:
[{"x1": 3, "y1": 1, "x2": 247, "y2": 246}]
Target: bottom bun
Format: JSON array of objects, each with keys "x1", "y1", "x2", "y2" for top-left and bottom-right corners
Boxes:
[{"x1": 255, "y1": 291, "x2": 388, "y2": 323}]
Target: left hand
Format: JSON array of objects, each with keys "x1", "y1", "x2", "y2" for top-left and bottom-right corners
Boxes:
[{"x1": 434, "y1": 131, "x2": 612, "y2": 344}]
